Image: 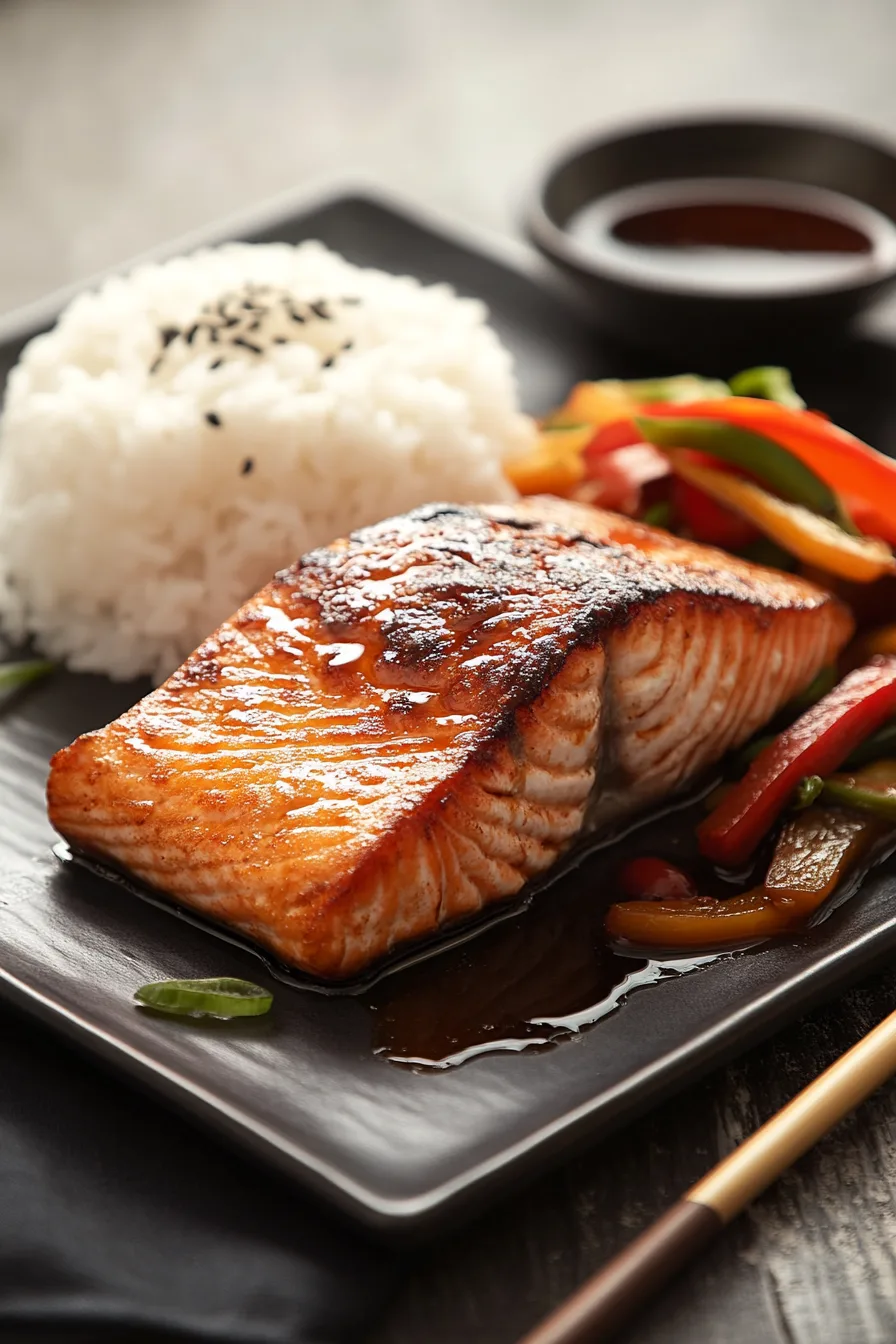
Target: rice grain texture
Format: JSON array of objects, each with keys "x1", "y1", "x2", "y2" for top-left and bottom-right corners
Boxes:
[{"x1": 0, "y1": 241, "x2": 532, "y2": 680}]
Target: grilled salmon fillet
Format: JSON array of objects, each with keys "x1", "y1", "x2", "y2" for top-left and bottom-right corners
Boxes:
[{"x1": 48, "y1": 499, "x2": 853, "y2": 979}]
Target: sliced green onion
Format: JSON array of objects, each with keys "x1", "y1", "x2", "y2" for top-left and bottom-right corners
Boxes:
[
  {"x1": 729, "y1": 366, "x2": 806, "y2": 409},
  {"x1": 795, "y1": 775, "x2": 825, "y2": 809},
  {"x1": 0, "y1": 659, "x2": 53, "y2": 700},
  {"x1": 134, "y1": 977, "x2": 273, "y2": 1018}
]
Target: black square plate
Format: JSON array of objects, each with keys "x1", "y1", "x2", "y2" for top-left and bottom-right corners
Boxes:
[{"x1": 2, "y1": 189, "x2": 896, "y2": 1234}]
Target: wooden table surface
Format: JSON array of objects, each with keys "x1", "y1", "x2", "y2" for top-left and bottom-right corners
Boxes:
[{"x1": 4, "y1": 2, "x2": 896, "y2": 1341}]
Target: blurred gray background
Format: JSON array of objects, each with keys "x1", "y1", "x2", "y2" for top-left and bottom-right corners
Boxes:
[{"x1": 2, "y1": 0, "x2": 896, "y2": 313}]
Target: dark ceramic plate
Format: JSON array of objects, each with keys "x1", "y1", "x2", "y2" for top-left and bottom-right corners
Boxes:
[{"x1": 3, "y1": 189, "x2": 896, "y2": 1235}]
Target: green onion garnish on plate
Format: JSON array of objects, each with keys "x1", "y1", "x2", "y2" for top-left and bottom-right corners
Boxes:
[
  {"x1": 0, "y1": 659, "x2": 53, "y2": 700},
  {"x1": 134, "y1": 977, "x2": 273, "y2": 1019}
]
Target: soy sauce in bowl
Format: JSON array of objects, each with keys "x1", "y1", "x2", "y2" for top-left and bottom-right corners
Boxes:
[
  {"x1": 526, "y1": 116, "x2": 896, "y2": 357},
  {"x1": 565, "y1": 178, "x2": 896, "y2": 295}
]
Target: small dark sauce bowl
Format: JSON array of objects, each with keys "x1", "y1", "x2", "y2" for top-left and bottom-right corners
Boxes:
[{"x1": 525, "y1": 114, "x2": 896, "y2": 363}]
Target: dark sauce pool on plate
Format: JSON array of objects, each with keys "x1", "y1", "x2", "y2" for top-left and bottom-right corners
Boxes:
[
  {"x1": 367, "y1": 792, "x2": 753, "y2": 1069},
  {"x1": 565, "y1": 178, "x2": 896, "y2": 293}
]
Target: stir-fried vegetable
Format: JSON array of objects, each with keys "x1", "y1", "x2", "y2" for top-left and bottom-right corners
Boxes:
[
  {"x1": 663, "y1": 453, "x2": 895, "y2": 582},
  {"x1": 553, "y1": 376, "x2": 728, "y2": 429},
  {"x1": 618, "y1": 857, "x2": 697, "y2": 902},
  {"x1": 635, "y1": 416, "x2": 839, "y2": 517},
  {"x1": 605, "y1": 888, "x2": 794, "y2": 948},
  {"x1": 763, "y1": 806, "x2": 884, "y2": 915},
  {"x1": 728, "y1": 366, "x2": 806, "y2": 408},
  {"x1": 0, "y1": 659, "x2": 53, "y2": 701},
  {"x1": 575, "y1": 442, "x2": 668, "y2": 514},
  {"x1": 504, "y1": 424, "x2": 591, "y2": 496},
  {"x1": 794, "y1": 775, "x2": 825, "y2": 809},
  {"x1": 818, "y1": 759, "x2": 896, "y2": 821},
  {"x1": 655, "y1": 397, "x2": 896, "y2": 546},
  {"x1": 671, "y1": 461, "x2": 759, "y2": 549},
  {"x1": 134, "y1": 977, "x2": 273, "y2": 1018},
  {"x1": 699, "y1": 657, "x2": 896, "y2": 867}
]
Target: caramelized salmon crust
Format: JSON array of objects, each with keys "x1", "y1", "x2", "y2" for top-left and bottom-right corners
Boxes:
[{"x1": 48, "y1": 499, "x2": 853, "y2": 979}]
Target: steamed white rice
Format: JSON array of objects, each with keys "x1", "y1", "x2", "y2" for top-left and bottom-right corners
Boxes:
[{"x1": 0, "y1": 241, "x2": 534, "y2": 681}]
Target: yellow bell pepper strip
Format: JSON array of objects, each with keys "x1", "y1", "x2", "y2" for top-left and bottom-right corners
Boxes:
[
  {"x1": 819, "y1": 759, "x2": 896, "y2": 821},
  {"x1": 699, "y1": 657, "x2": 896, "y2": 868},
  {"x1": 663, "y1": 453, "x2": 895, "y2": 582},
  {"x1": 650, "y1": 397, "x2": 896, "y2": 546},
  {"x1": 728, "y1": 366, "x2": 806, "y2": 409},
  {"x1": 764, "y1": 806, "x2": 886, "y2": 915},
  {"x1": 635, "y1": 416, "x2": 842, "y2": 519},
  {"x1": 605, "y1": 888, "x2": 795, "y2": 948},
  {"x1": 504, "y1": 424, "x2": 591, "y2": 496}
]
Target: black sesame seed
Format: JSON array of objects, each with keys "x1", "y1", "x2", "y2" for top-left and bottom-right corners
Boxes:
[
  {"x1": 342, "y1": 340, "x2": 354, "y2": 351},
  {"x1": 321, "y1": 354, "x2": 335, "y2": 369},
  {"x1": 241, "y1": 458, "x2": 254, "y2": 475},
  {"x1": 273, "y1": 336, "x2": 288, "y2": 345},
  {"x1": 289, "y1": 308, "x2": 306, "y2": 324},
  {"x1": 160, "y1": 326, "x2": 179, "y2": 347},
  {"x1": 209, "y1": 357, "x2": 224, "y2": 371},
  {"x1": 184, "y1": 324, "x2": 199, "y2": 345},
  {"x1": 205, "y1": 411, "x2": 222, "y2": 427},
  {"x1": 233, "y1": 338, "x2": 262, "y2": 354},
  {"x1": 310, "y1": 300, "x2": 330, "y2": 320}
]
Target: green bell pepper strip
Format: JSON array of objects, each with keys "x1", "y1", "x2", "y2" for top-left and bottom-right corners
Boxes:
[
  {"x1": 134, "y1": 977, "x2": 273, "y2": 1018},
  {"x1": 729, "y1": 366, "x2": 806, "y2": 409},
  {"x1": 635, "y1": 416, "x2": 839, "y2": 515}
]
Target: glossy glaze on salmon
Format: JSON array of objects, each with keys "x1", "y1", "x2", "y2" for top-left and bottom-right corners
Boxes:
[{"x1": 47, "y1": 499, "x2": 853, "y2": 979}]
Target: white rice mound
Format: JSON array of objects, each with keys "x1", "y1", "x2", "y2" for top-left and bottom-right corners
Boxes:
[{"x1": 0, "y1": 241, "x2": 534, "y2": 681}]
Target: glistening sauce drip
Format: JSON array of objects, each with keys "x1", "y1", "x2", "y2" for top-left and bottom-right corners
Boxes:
[
  {"x1": 565, "y1": 178, "x2": 896, "y2": 292},
  {"x1": 367, "y1": 794, "x2": 751, "y2": 1069}
]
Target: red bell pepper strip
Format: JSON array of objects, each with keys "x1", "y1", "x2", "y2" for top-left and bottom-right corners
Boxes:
[
  {"x1": 647, "y1": 398, "x2": 896, "y2": 545},
  {"x1": 698, "y1": 656, "x2": 896, "y2": 867},
  {"x1": 584, "y1": 419, "x2": 645, "y2": 461},
  {"x1": 618, "y1": 857, "x2": 698, "y2": 902},
  {"x1": 579, "y1": 443, "x2": 669, "y2": 515},
  {"x1": 671, "y1": 461, "x2": 759, "y2": 549}
]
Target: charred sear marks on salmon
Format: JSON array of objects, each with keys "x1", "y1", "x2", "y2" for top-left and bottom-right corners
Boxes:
[{"x1": 47, "y1": 499, "x2": 853, "y2": 979}]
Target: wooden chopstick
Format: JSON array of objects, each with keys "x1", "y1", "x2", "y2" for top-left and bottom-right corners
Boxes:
[{"x1": 518, "y1": 1005, "x2": 896, "y2": 1344}]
